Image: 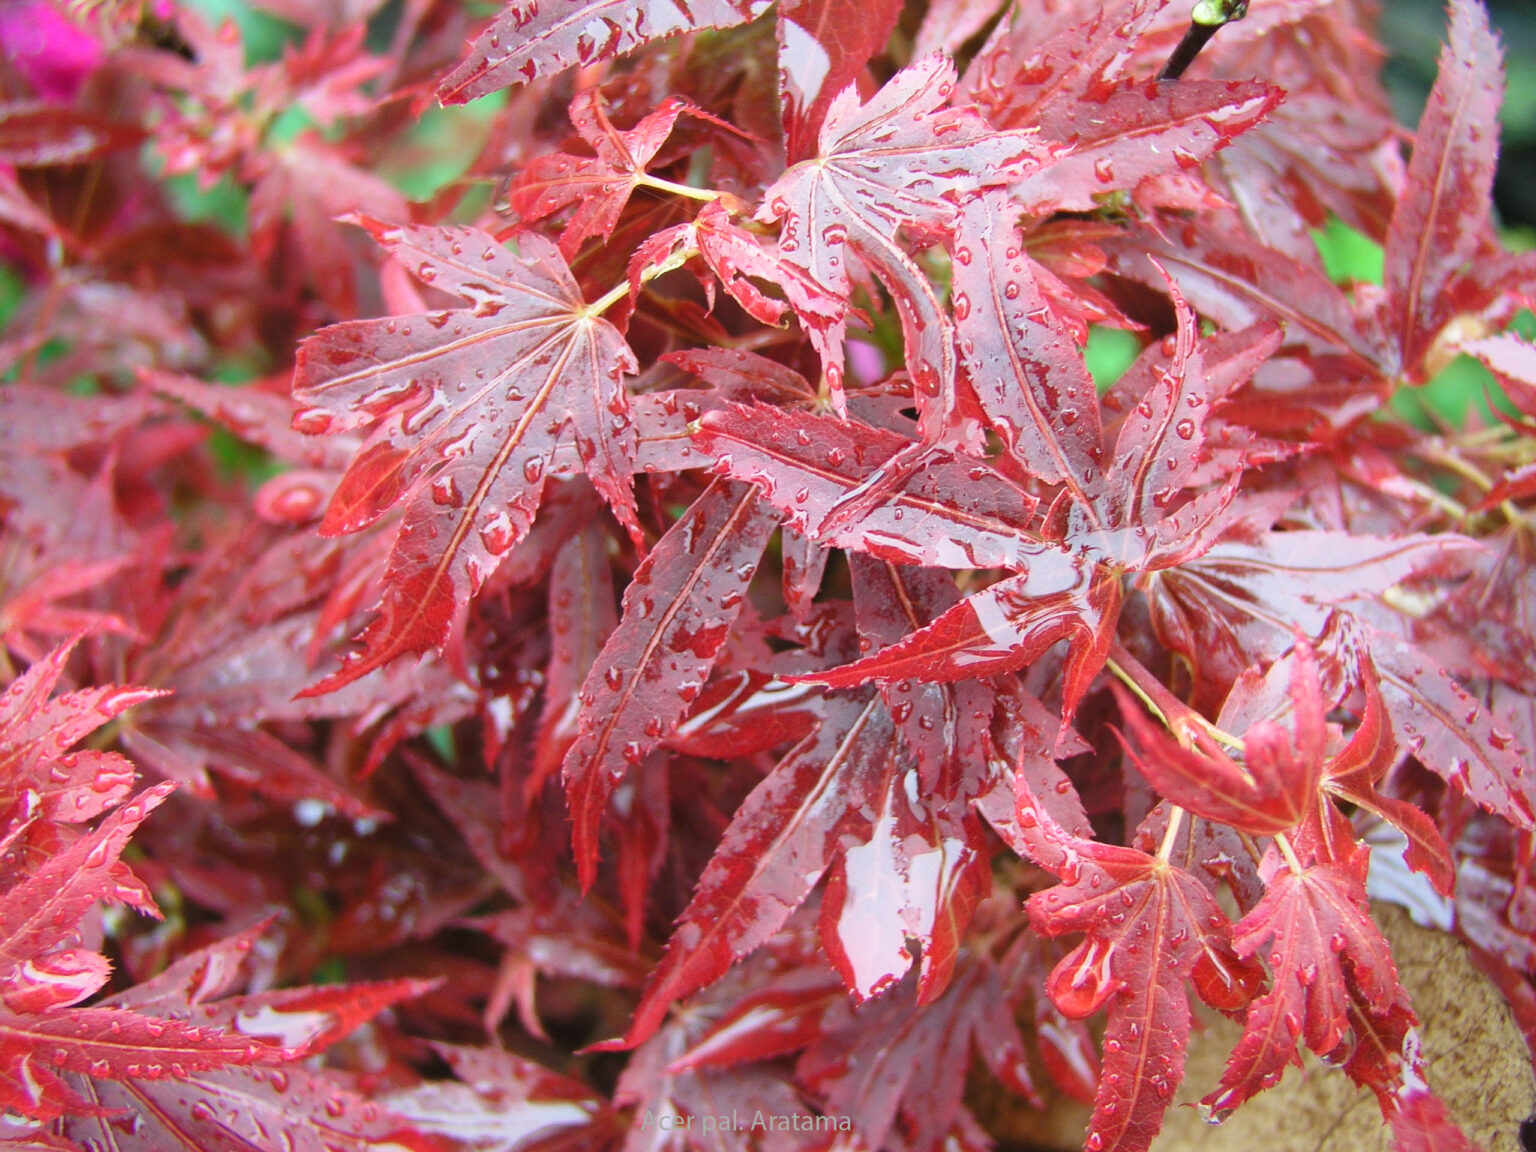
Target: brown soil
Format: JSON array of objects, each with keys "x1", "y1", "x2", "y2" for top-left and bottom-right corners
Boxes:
[{"x1": 981, "y1": 904, "x2": 1535, "y2": 1152}]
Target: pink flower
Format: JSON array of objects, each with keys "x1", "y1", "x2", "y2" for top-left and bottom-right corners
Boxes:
[{"x1": 0, "y1": 0, "x2": 103, "y2": 101}]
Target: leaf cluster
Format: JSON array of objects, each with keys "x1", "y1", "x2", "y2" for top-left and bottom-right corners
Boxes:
[{"x1": 2, "y1": 0, "x2": 1535, "y2": 1149}]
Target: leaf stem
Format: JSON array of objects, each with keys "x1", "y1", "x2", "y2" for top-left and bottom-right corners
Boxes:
[
  {"x1": 1398, "y1": 477, "x2": 1471, "y2": 522},
  {"x1": 1105, "y1": 655, "x2": 1169, "y2": 727},
  {"x1": 1106, "y1": 643, "x2": 1186, "y2": 732},
  {"x1": 583, "y1": 239, "x2": 703, "y2": 321},
  {"x1": 1108, "y1": 642, "x2": 1245, "y2": 753},
  {"x1": 1157, "y1": 804, "x2": 1187, "y2": 862},
  {"x1": 1417, "y1": 441, "x2": 1495, "y2": 492},
  {"x1": 584, "y1": 280, "x2": 633, "y2": 318},
  {"x1": 1274, "y1": 831, "x2": 1305, "y2": 873},
  {"x1": 637, "y1": 173, "x2": 722, "y2": 203},
  {"x1": 1158, "y1": 0, "x2": 1249, "y2": 81}
]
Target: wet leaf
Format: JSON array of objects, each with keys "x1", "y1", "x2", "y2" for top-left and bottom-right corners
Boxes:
[
  {"x1": 294, "y1": 219, "x2": 640, "y2": 689},
  {"x1": 562, "y1": 480, "x2": 777, "y2": 888}
]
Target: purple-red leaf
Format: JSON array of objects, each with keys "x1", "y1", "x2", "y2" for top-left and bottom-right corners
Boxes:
[
  {"x1": 776, "y1": 0, "x2": 903, "y2": 164},
  {"x1": 0, "y1": 1007, "x2": 284, "y2": 1122},
  {"x1": 798, "y1": 960, "x2": 1035, "y2": 1152},
  {"x1": 1019, "y1": 778, "x2": 1256, "y2": 1152},
  {"x1": 804, "y1": 555, "x2": 1121, "y2": 722},
  {"x1": 602, "y1": 691, "x2": 891, "y2": 1050},
  {"x1": 0, "y1": 639, "x2": 161, "y2": 827},
  {"x1": 60, "y1": 1063, "x2": 450, "y2": 1152},
  {"x1": 819, "y1": 763, "x2": 989, "y2": 1002},
  {"x1": 0, "y1": 784, "x2": 174, "y2": 1008},
  {"x1": 294, "y1": 220, "x2": 639, "y2": 689},
  {"x1": 696, "y1": 403, "x2": 1044, "y2": 569},
  {"x1": 1369, "y1": 632, "x2": 1535, "y2": 829},
  {"x1": 437, "y1": 0, "x2": 773, "y2": 104},
  {"x1": 1113, "y1": 642, "x2": 1329, "y2": 837},
  {"x1": 562, "y1": 480, "x2": 777, "y2": 888},
  {"x1": 508, "y1": 93, "x2": 697, "y2": 259},
  {"x1": 756, "y1": 54, "x2": 1047, "y2": 420},
  {"x1": 1382, "y1": 0, "x2": 1505, "y2": 374},
  {"x1": 1205, "y1": 847, "x2": 1408, "y2": 1115},
  {"x1": 951, "y1": 192, "x2": 1103, "y2": 494}
]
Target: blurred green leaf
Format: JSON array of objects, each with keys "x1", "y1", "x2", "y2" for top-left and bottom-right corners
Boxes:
[
  {"x1": 1086, "y1": 325, "x2": 1142, "y2": 393},
  {"x1": 1312, "y1": 217, "x2": 1384, "y2": 286}
]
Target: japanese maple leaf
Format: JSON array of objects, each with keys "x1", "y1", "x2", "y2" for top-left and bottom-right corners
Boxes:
[
  {"x1": 816, "y1": 558, "x2": 995, "y2": 1002},
  {"x1": 1, "y1": 784, "x2": 173, "y2": 1021},
  {"x1": 0, "y1": 783, "x2": 305, "y2": 1123},
  {"x1": 638, "y1": 200, "x2": 846, "y2": 346},
  {"x1": 1074, "y1": 311, "x2": 1281, "y2": 573},
  {"x1": 818, "y1": 761, "x2": 991, "y2": 1003},
  {"x1": 47, "y1": 928, "x2": 445, "y2": 1151},
  {"x1": 775, "y1": 0, "x2": 903, "y2": 164},
  {"x1": 0, "y1": 102, "x2": 143, "y2": 239},
  {"x1": 437, "y1": 0, "x2": 773, "y2": 104},
  {"x1": 509, "y1": 93, "x2": 715, "y2": 260},
  {"x1": 950, "y1": 192, "x2": 1105, "y2": 496},
  {"x1": 713, "y1": 287, "x2": 1276, "y2": 720},
  {"x1": 59, "y1": 1065, "x2": 451, "y2": 1152},
  {"x1": 0, "y1": 103, "x2": 143, "y2": 167},
  {"x1": 0, "y1": 637, "x2": 160, "y2": 831},
  {"x1": 0, "y1": 550, "x2": 135, "y2": 667},
  {"x1": 1204, "y1": 848, "x2": 1444, "y2": 1125},
  {"x1": 1143, "y1": 529, "x2": 1480, "y2": 711},
  {"x1": 115, "y1": 524, "x2": 438, "y2": 816},
  {"x1": 960, "y1": 0, "x2": 1163, "y2": 132},
  {"x1": 1139, "y1": 521, "x2": 1534, "y2": 831},
  {"x1": 960, "y1": 0, "x2": 1280, "y2": 213},
  {"x1": 1119, "y1": 632, "x2": 1458, "y2": 893},
  {"x1": 294, "y1": 218, "x2": 641, "y2": 690},
  {"x1": 1380, "y1": 0, "x2": 1510, "y2": 379},
  {"x1": 382, "y1": 1042, "x2": 618, "y2": 1151},
  {"x1": 1365, "y1": 628, "x2": 1536, "y2": 831},
  {"x1": 1102, "y1": 216, "x2": 1382, "y2": 370},
  {"x1": 1113, "y1": 642, "x2": 1330, "y2": 838},
  {"x1": 561, "y1": 480, "x2": 777, "y2": 889},
  {"x1": 755, "y1": 53, "x2": 1047, "y2": 425},
  {"x1": 1118, "y1": 0, "x2": 1535, "y2": 390},
  {"x1": 695, "y1": 402, "x2": 1119, "y2": 717},
  {"x1": 600, "y1": 689, "x2": 893, "y2": 1051},
  {"x1": 954, "y1": 208, "x2": 1282, "y2": 553},
  {"x1": 615, "y1": 999, "x2": 830, "y2": 1152},
  {"x1": 797, "y1": 958, "x2": 1036, "y2": 1152},
  {"x1": 1017, "y1": 777, "x2": 1259, "y2": 1152}
]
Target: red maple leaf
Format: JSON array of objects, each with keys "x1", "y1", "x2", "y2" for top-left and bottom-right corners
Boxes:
[
  {"x1": 294, "y1": 219, "x2": 642, "y2": 689},
  {"x1": 1016, "y1": 772, "x2": 1261, "y2": 1152}
]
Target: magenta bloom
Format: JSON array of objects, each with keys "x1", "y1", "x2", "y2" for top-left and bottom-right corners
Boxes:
[{"x1": 0, "y1": 0, "x2": 103, "y2": 101}]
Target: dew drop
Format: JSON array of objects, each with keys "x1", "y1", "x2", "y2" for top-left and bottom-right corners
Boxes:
[{"x1": 431, "y1": 476, "x2": 461, "y2": 507}]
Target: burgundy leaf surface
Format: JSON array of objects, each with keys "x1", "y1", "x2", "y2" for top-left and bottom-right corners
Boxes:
[
  {"x1": 438, "y1": 0, "x2": 773, "y2": 104},
  {"x1": 294, "y1": 219, "x2": 639, "y2": 688}
]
